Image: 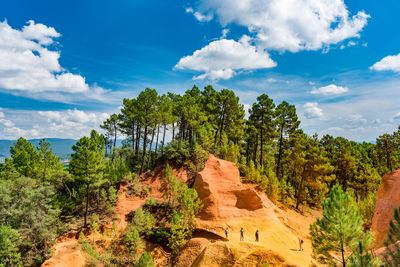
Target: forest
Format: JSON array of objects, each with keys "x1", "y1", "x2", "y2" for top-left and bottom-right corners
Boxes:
[{"x1": 1, "y1": 85, "x2": 400, "y2": 266}]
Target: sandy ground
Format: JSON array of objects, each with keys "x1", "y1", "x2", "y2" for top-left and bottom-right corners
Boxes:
[{"x1": 42, "y1": 233, "x2": 84, "y2": 267}]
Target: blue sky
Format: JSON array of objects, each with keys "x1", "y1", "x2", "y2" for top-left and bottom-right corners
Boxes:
[{"x1": 1, "y1": 0, "x2": 400, "y2": 141}]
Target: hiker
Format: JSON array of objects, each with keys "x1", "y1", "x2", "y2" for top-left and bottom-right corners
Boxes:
[
  {"x1": 212, "y1": 227, "x2": 216, "y2": 234},
  {"x1": 225, "y1": 227, "x2": 229, "y2": 238},
  {"x1": 206, "y1": 227, "x2": 209, "y2": 232},
  {"x1": 298, "y1": 237, "x2": 303, "y2": 251},
  {"x1": 255, "y1": 230, "x2": 259, "y2": 242},
  {"x1": 240, "y1": 228, "x2": 244, "y2": 241}
]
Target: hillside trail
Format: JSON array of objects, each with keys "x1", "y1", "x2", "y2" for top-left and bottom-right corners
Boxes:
[
  {"x1": 41, "y1": 232, "x2": 84, "y2": 267},
  {"x1": 43, "y1": 156, "x2": 320, "y2": 266},
  {"x1": 42, "y1": 183, "x2": 149, "y2": 267}
]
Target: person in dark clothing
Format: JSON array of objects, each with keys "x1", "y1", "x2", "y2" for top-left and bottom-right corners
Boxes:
[
  {"x1": 240, "y1": 228, "x2": 244, "y2": 241},
  {"x1": 225, "y1": 227, "x2": 229, "y2": 239},
  {"x1": 298, "y1": 237, "x2": 304, "y2": 251},
  {"x1": 255, "y1": 230, "x2": 259, "y2": 242}
]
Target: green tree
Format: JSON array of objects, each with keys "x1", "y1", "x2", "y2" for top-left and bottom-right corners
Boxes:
[
  {"x1": 275, "y1": 101, "x2": 299, "y2": 179},
  {"x1": 383, "y1": 206, "x2": 400, "y2": 266},
  {"x1": 100, "y1": 113, "x2": 120, "y2": 154},
  {"x1": 136, "y1": 88, "x2": 158, "y2": 174},
  {"x1": 10, "y1": 137, "x2": 39, "y2": 178},
  {"x1": 168, "y1": 211, "x2": 188, "y2": 254},
  {"x1": 36, "y1": 139, "x2": 65, "y2": 182},
  {"x1": 0, "y1": 225, "x2": 22, "y2": 267},
  {"x1": 310, "y1": 185, "x2": 374, "y2": 266},
  {"x1": 376, "y1": 133, "x2": 398, "y2": 173},
  {"x1": 348, "y1": 241, "x2": 381, "y2": 267},
  {"x1": 248, "y1": 94, "x2": 275, "y2": 168},
  {"x1": 0, "y1": 172, "x2": 60, "y2": 265},
  {"x1": 289, "y1": 132, "x2": 333, "y2": 209},
  {"x1": 124, "y1": 227, "x2": 144, "y2": 256},
  {"x1": 70, "y1": 130, "x2": 106, "y2": 227},
  {"x1": 130, "y1": 207, "x2": 155, "y2": 235}
]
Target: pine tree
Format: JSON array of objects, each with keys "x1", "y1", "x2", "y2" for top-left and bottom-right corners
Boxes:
[
  {"x1": 70, "y1": 130, "x2": 105, "y2": 227},
  {"x1": 275, "y1": 101, "x2": 299, "y2": 179},
  {"x1": 348, "y1": 241, "x2": 381, "y2": 267},
  {"x1": 383, "y1": 206, "x2": 400, "y2": 266},
  {"x1": 10, "y1": 137, "x2": 40, "y2": 178},
  {"x1": 310, "y1": 185, "x2": 373, "y2": 266}
]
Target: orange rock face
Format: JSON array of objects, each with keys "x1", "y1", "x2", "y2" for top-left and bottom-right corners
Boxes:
[
  {"x1": 193, "y1": 154, "x2": 265, "y2": 220},
  {"x1": 372, "y1": 169, "x2": 400, "y2": 248}
]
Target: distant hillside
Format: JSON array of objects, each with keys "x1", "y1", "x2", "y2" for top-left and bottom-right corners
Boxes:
[{"x1": 0, "y1": 139, "x2": 77, "y2": 160}]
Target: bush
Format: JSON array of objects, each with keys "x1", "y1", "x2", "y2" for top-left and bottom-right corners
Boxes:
[
  {"x1": 163, "y1": 140, "x2": 191, "y2": 165},
  {"x1": 0, "y1": 225, "x2": 22, "y2": 267},
  {"x1": 129, "y1": 207, "x2": 156, "y2": 235},
  {"x1": 127, "y1": 178, "x2": 150, "y2": 199},
  {"x1": 357, "y1": 192, "x2": 377, "y2": 223},
  {"x1": 124, "y1": 228, "x2": 144, "y2": 255},
  {"x1": 137, "y1": 251, "x2": 155, "y2": 267}
]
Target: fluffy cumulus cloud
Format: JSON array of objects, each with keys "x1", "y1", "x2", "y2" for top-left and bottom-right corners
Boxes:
[
  {"x1": 370, "y1": 53, "x2": 400, "y2": 72},
  {"x1": 190, "y1": 0, "x2": 369, "y2": 52},
  {"x1": 310, "y1": 84, "x2": 349, "y2": 95},
  {"x1": 0, "y1": 20, "x2": 107, "y2": 101},
  {"x1": 303, "y1": 102, "x2": 323, "y2": 119},
  {"x1": 175, "y1": 36, "x2": 276, "y2": 80},
  {"x1": 0, "y1": 108, "x2": 109, "y2": 139}
]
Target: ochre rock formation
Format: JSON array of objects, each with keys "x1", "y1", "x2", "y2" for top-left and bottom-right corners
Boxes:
[
  {"x1": 372, "y1": 169, "x2": 400, "y2": 248},
  {"x1": 193, "y1": 154, "x2": 265, "y2": 220}
]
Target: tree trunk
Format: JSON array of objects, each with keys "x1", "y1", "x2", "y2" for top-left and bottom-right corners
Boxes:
[
  {"x1": 260, "y1": 125, "x2": 263, "y2": 169},
  {"x1": 276, "y1": 124, "x2": 284, "y2": 179},
  {"x1": 140, "y1": 126, "x2": 148, "y2": 175},
  {"x1": 253, "y1": 133, "x2": 258, "y2": 167},
  {"x1": 135, "y1": 126, "x2": 141, "y2": 156},
  {"x1": 147, "y1": 128, "x2": 155, "y2": 169},
  {"x1": 172, "y1": 122, "x2": 175, "y2": 141},
  {"x1": 341, "y1": 244, "x2": 346, "y2": 267},
  {"x1": 132, "y1": 122, "x2": 135, "y2": 152},
  {"x1": 189, "y1": 126, "x2": 193, "y2": 145},
  {"x1": 246, "y1": 139, "x2": 250, "y2": 164},
  {"x1": 162, "y1": 124, "x2": 167, "y2": 154},
  {"x1": 295, "y1": 170, "x2": 306, "y2": 210},
  {"x1": 84, "y1": 183, "x2": 90, "y2": 227},
  {"x1": 155, "y1": 126, "x2": 160, "y2": 154},
  {"x1": 113, "y1": 124, "x2": 117, "y2": 149}
]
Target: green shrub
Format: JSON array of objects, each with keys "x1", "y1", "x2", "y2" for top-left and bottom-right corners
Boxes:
[
  {"x1": 124, "y1": 228, "x2": 143, "y2": 255},
  {"x1": 137, "y1": 251, "x2": 154, "y2": 267},
  {"x1": 130, "y1": 207, "x2": 155, "y2": 235},
  {"x1": 163, "y1": 140, "x2": 191, "y2": 164}
]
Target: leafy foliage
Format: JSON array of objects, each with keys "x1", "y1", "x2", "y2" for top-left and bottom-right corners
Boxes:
[
  {"x1": 310, "y1": 185, "x2": 375, "y2": 266},
  {"x1": 383, "y1": 206, "x2": 400, "y2": 266}
]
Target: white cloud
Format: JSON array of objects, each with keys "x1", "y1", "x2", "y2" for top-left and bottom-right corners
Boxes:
[
  {"x1": 303, "y1": 102, "x2": 323, "y2": 118},
  {"x1": 310, "y1": 84, "x2": 349, "y2": 95},
  {"x1": 0, "y1": 20, "x2": 108, "y2": 101},
  {"x1": 192, "y1": 0, "x2": 369, "y2": 52},
  {"x1": 175, "y1": 36, "x2": 276, "y2": 80},
  {"x1": 185, "y1": 7, "x2": 213, "y2": 22},
  {"x1": 392, "y1": 112, "x2": 400, "y2": 122},
  {"x1": 221, "y1": 28, "x2": 229, "y2": 39},
  {"x1": 0, "y1": 108, "x2": 110, "y2": 139},
  {"x1": 370, "y1": 53, "x2": 400, "y2": 72},
  {"x1": 38, "y1": 109, "x2": 109, "y2": 124},
  {"x1": 0, "y1": 119, "x2": 14, "y2": 127}
]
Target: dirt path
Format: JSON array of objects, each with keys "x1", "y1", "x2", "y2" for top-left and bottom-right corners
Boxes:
[{"x1": 42, "y1": 234, "x2": 83, "y2": 267}]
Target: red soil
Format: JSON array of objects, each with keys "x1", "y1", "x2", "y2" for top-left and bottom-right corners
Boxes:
[{"x1": 372, "y1": 168, "x2": 400, "y2": 248}]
